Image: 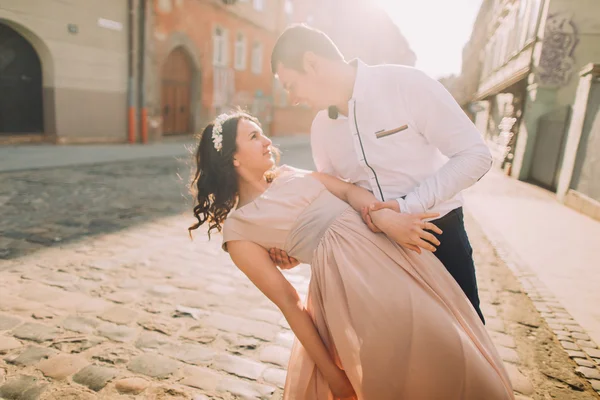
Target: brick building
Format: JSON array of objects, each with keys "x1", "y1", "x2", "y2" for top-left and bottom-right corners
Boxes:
[
  {"x1": 153, "y1": 0, "x2": 417, "y2": 138},
  {"x1": 151, "y1": 0, "x2": 284, "y2": 139}
]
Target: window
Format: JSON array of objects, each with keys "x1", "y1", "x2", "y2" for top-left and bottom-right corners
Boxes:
[
  {"x1": 253, "y1": 0, "x2": 264, "y2": 11},
  {"x1": 213, "y1": 27, "x2": 228, "y2": 67},
  {"x1": 515, "y1": 0, "x2": 528, "y2": 49},
  {"x1": 285, "y1": 0, "x2": 293, "y2": 15},
  {"x1": 525, "y1": 0, "x2": 542, "y2": 42},
  {"x1": 251, "y1": 42, "x2": 263, "y2": 74},
  {"x1": 498, "y1": 27, "x2": 509, "y2": 67},
  {"x1": 234, "y1": 33, "x2": 247, "y2": 70},
  {"x1": 491, "y1": 36, "x2": 500, "y2": 70},
  {"x1": 481, "y1": 44, "x2": 490, "y2": 78}
]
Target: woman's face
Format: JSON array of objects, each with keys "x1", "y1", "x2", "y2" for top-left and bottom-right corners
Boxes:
[{"x1": 234, "y1": 118, "x2": 274, "y2": 176}]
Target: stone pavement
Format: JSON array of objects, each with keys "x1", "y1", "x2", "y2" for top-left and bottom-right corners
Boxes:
[
  {"x1": 0, "y1": 143, "x2": 598, "y2": 399},
  {"x1": 464, "y1": 168, "x2": 600, "y2": 393},
  {"x1": 0, "y1": 200, "x2": 595, "y2": 399},
  {"x1": 0, "y1": 135, "x2": 312, "y2": 261}
]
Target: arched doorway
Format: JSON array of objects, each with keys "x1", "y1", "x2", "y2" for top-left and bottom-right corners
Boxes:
[
  {"x1": 0, "y1": 23, "x2": 43, "y2": 134},
  {"x1": 161, "y1": 47, "x2": 192, "y2": 135}
]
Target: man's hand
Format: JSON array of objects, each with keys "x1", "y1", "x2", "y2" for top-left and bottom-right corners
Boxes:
[
  {"x1": 369, "y1": 208, "x2": 443, "y2": 254},
  {"x1": 360, "y1": 200, "x2": 400, "y2": 233},
  {"x1": 269, "y1": 248, "x2": 300, "y2": 270}
]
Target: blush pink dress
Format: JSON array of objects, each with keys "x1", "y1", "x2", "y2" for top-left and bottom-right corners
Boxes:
[{"x1": 223, "y1": 166, "x2": 514, "y2": 400}]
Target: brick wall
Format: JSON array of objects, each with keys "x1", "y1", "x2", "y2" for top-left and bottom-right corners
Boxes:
[
  {"x1": 153, "y1": 0, "x2": 278, "y2": 133},
  {"x1": 271, "y1": 106, "x2": 316, "y2": 136}
]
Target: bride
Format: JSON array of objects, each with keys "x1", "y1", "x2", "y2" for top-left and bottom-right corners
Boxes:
[{"x1": 189, "y1": 111, "x2": 514, "y2": 400}]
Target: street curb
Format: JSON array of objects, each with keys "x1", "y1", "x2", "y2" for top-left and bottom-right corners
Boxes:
[
  {"x1": 0, "y1": 143, "x2": 195, "y2": 173},
  {"x1": 475, "y1": 216, "x2": 600, "y2": 394},
  {"x1": 0, "y1": 135, "x2": 310, "y2": 173}
]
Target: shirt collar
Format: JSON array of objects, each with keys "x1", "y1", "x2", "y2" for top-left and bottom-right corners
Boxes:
[{"x1": 349, "y1": 58, "x2": 369, "y2": 101}]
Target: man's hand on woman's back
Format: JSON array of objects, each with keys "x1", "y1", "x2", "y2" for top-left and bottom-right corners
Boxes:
[{"x1": 269, "y1": 248, "x2": 300, "y2": 270}]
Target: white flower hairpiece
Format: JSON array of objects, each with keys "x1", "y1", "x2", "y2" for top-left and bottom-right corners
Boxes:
[{"x1": 212, "y1": 113, "x2": 229, "y2": 152}]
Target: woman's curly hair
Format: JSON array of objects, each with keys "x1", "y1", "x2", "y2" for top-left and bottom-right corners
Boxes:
[{"x1": 188, "y1": 111, "x2": 276, "y2": 238}]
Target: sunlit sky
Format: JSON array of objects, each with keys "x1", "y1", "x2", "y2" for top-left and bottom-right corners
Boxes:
[{"x1": 375, "y1": 0, "x2": 483, "y2": 79}]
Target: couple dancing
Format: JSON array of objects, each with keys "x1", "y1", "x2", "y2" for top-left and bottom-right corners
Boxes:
[{"x1": 190, "y1": 25, "x2": 514, "y2": 399}]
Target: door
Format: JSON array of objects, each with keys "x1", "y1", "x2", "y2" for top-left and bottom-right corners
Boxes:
[
  {"x1": 0, "y1": 23, "x2": 43, "y2": 134},
  {"x1": 529, "y1": 106, "x2": 571, "y2": 191},
  {"x1": 161, "y1": 48, "x2": 192, "y2": 135}
]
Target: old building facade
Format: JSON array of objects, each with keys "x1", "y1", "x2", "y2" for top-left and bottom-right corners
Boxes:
[
  {"x1": 457, "y1": 0, "x2": 600, "y2": 193},
  {"x1": 440, "y1": 0, "x2": 494, "y2": 120},
  {"x1": 0, "y1": 0, "x2": 129, "y2": 144},
  {"x1": 0, "y1": 0, "x2": 414, "y2": 143},
  {"x1": 448, "y1": 0, "x2": 600, "y2": 219}
]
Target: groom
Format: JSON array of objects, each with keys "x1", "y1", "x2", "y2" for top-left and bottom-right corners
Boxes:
[{"x1": 268, "y1": 24, "x2": 491, "y2": 323}]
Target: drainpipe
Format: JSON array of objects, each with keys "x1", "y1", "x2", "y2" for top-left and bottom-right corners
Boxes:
[
  {"x1": 127, "y1": 0, "x2": 136, "y2": 143},
  {"x1": 138, "y1": 0, "x2": 148, "y2": 143}
]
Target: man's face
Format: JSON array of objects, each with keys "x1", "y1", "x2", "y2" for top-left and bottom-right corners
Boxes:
[{"x1": 275, "y1": 63, "x2": 331, "y2": 110}]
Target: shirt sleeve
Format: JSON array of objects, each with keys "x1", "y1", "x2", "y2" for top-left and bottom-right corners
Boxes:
[
  {"x1": 310, "y1": 113, "x2": 335, "y2": 175},
  {"x1": 395, "y1": 68, "x2": 493, "y2": 214}
]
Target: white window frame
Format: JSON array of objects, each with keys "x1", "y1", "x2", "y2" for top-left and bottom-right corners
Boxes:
[
  {"x1": 525, "y1": 0, "x2": 542, "y2": 42},
  {"x1": 253, "y1": 0, "x2": 264, "y2": 11},
  {"x1": 234, "y1": 32, "x2": 247, "y2": 71},
  {"x1": 213, "y1": 26, "x2": 229, "y2": 67},
  {"x1": 251, "y1": 41, "x2": 263, "y2": 74}
]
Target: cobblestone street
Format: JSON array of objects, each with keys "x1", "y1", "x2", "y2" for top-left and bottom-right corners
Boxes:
[{"x1": 0, "y1": 146, "x2": 598, "y2": 399}]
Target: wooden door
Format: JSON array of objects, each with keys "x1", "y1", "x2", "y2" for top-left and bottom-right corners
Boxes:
[
  {"x1": 0, "y1": 23, "x2": 43, "y2": 134},
  {"x1": 161, "y1": 48, "x2": 192, "y2": 135}
]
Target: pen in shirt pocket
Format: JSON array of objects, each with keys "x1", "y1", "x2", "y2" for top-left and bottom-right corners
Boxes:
[{"x1": 375, "y1": 124, "x2": 408, "y2": 139}]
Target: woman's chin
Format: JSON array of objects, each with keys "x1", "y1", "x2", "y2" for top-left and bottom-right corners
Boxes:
[{"x1": 266, "y1": 156, "x2": 275, "y2": 168}]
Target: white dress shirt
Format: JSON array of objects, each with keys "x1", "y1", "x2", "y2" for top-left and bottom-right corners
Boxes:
[{"x1": 311, "y1": 60, "x2": 492, "y2": 218}]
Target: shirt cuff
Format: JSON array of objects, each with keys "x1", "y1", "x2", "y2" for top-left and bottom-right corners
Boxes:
[
  {"x1": 396, "y1": 197, "x2": 408, "y2": 213},
  {"x1": 396, "y1": 195, "x2": 426, "y2": 214}
]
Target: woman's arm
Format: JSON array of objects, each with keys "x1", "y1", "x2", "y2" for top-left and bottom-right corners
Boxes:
[
  {"x1": 311, "y1": 172, "x2": 442, "y2": 253},
  {"x1": 310, "y1": 172, "x2": 377, "y2": 213},
  {"x1": 227, "y1": 240, "x2": 355, "y2": 397}
]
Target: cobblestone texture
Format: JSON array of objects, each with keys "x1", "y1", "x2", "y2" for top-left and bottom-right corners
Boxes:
[{"x1": 0, "y1": 154, "x2": 597, "y2": 398}]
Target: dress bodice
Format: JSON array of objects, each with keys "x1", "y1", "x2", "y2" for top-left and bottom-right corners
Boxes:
[{"x1": 222, "y1": 166, "x2": 350, "y2": 263}]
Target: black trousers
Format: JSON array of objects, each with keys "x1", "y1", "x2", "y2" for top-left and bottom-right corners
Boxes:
[{"x1": 430, "y1": 207, "x2": 485, "y2": 324}]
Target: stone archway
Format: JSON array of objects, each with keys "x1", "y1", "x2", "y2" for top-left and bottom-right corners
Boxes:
[
  {"x1": 0, "y1": 18, "x2": 55, "y2": 139},
  {"x1": 159, "y1": 32, "x2": 202, "y2": 135},
  {"x1": 0, "y1": 22, "x2": 43, "y2": 134}
]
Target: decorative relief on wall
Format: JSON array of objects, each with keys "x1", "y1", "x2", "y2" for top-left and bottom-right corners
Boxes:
[{"x1": 537, "y1": 12, "x2": 578, "y2": 87}]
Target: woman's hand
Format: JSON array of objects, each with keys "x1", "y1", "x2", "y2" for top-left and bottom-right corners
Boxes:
[
  {"x1": 360, "y1": 200, "x2": 400, "y2": 232},
  {"x1": 329, "y1": 368, "x2": 357, "y2": 399},
  {"x1": 370, "y1": 209, "x2": 443, "y2": 254}
]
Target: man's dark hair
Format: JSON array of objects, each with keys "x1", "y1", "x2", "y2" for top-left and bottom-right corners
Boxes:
[{"x1": 271, "y1": 24, "x2": 344, "y2": 74}]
